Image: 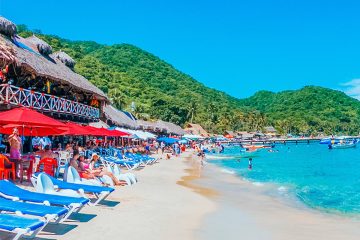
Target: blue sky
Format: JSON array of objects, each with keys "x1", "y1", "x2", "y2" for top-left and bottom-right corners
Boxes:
[{"x1": 2, "y1": 0, "x2": 360, "y2": 99}]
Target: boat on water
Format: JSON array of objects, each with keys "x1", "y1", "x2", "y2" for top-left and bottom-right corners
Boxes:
[
  {"x1": 329, "y1": 143, "x2": 357, "y2": 149},
  {"x1": 328, "y1": 139, "x2": 358, "y2": 149}
]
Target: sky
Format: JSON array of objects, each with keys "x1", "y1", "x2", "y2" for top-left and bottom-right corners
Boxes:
[{"x1": 1, "y1": 0, "x2": 360, "y2": 99}]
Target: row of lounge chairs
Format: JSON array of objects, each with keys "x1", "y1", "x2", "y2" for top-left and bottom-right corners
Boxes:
[{"x1": 0, "y1": 150, "x2": 158, "y2": 239}]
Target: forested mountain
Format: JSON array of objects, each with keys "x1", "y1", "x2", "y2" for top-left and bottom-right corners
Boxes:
[{"x1": 17, "y1": 25, "x2": 360, "y2": 135}]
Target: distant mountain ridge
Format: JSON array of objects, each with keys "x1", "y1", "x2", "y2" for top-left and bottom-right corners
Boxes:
[{"x1": 17, "y1": 25, "x2": 360, "y2": 135}]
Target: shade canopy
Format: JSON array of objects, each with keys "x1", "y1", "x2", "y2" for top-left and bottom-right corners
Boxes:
[
  {"x1": 0, "y1": 108, "x2": 67, "y2": 136},
  {"x1": 0, "y1": 124, "x2": 66, "y2": 136},
  {"x1": 62, "y1": 122, "x2": 89, "y2": 136},
  {"x1": 0, "y1": 108, "x2": 66, "y2": 127},
  {"x1": 83, "y1": 126, "x2": 129, "y2": 137},
  {"x1": 157, "y1": 137, "x2": 179, "y2": 144}
]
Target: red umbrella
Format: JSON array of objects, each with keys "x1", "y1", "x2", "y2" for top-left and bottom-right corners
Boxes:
[
  {"x1": 83, "y1": 126, "x2": 130, "y2": 137},
  {"x1": 83, "y1": 125, "x2": 105, "y2": 136},
  {"x1": 0, "y1": 108, "x2": 67, "y2": 136},
  {"x1": 0, "y1": 124, "x2": 66, "y2": 136},
  {"x1": 62, "y1": 122, "x2": 89, "y2": 136},
  {"x1": 0, "y1": 108, "x2": 66, "y2": 127}
]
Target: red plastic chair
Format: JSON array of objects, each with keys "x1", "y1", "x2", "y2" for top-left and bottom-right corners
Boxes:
[
  {"x1": 36, "y1": 158, "x2": 58, "y2": 177},
  {"x1": 0, "y1": 154, "x2": 15, "y2": 180}
]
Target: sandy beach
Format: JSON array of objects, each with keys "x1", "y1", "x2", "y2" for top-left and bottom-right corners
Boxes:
[
  {"x1": 2, "y1": 150, "x2": 360, "y2": 240},
  {"x1": 33, "y1": 151, "x2": 215, "y2": 240}
]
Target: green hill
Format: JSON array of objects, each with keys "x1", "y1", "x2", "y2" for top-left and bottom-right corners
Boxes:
[
  {"x1": 17, "y1": 25, "x2": 360, "y2": 135},
  {"x1": 240, "y1": 86, "x2": 360, "y2": 135}
]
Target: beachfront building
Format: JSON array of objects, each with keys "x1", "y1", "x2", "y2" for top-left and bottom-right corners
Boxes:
[
  {"x1": 103, "y1": 105, "x2": 138, "y2": 129},
  {"x1": 0, "y1": 17, "x2": 108, "y2": 122},
  {"x1": 264, "y1": 126, "x2": 279, "y2": 138},
  {"x1": 237, "y1": 131, "x2": 255, "y2": 140},
  {"x1": 137, "y1": 119, "x2": 185, "y2": 136},
  {"x1": 184, "y1": 123, "x2": 210, "y2": 137}
]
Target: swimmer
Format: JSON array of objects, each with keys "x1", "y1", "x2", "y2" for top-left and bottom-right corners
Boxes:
[{"x1": 248, "y1": 158, "x2": 252, "y2": 170}]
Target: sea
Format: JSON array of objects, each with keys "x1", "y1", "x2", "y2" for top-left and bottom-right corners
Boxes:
[{"x1": 208, "y1": 143, "x2": 360, "y2": 215}]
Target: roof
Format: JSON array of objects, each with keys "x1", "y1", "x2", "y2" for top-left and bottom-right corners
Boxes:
[
  {"x1": 264, "y1": 126, "x2": 277, "y2": 132},
  {"x1": 103, "y1": 105, "x2": 138, "y2": 129},
  {"x1": 137, "y1": 120, "x2": 160, "y2": 131},
  {"x1": 184, "y1": 123, "x2": 210, "y2": 137},
  {"x1": 89, "y1": 120, "x2": 109, "y2": 129},
  {"x1": 137, "y1": 119, "x2": 185, "y2": 135},
  {"x1": 0, "y1": 34, "x2": 107, "y2": 100},
  {"x1": 225, "y1": 130, "x2": 236, "y2": 136},
  {"x1": 156, "y1": 120, "x2": 186, "y2": 136},
  {"x1": 237, "y1": 131, "x2": 255, "y2": 139}
]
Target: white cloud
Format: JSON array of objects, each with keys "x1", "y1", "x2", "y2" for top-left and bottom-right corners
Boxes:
[{"x1": 342, "y1": 79, "x2": 360, "y2": 100}]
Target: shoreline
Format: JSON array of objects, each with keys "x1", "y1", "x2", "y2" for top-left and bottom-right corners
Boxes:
[{"x1": 189, "y1": 159, "x2": 360, "y2": 240}]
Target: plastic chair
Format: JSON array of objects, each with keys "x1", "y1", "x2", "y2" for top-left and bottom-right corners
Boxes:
[
  {"x1": 0, "y1": 154, "x2": 15, "y2": 180},
  {"x1": 56, "y1": 151, "x2": 70, "y2": 178},
  {"x1": 36, "y1": 158, "x2": 58, "y2": 177}
]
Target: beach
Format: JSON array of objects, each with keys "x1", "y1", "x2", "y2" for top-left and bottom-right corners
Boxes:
[
  {"x1": 2, "y1": 149, "x2": 359, "y2": 240},
  {"x1": 196, "y1": 160, "x2": 360, "y2": 240},
  {"x1": 36, "y1": 151, "x2": 215, "y2": 240}
]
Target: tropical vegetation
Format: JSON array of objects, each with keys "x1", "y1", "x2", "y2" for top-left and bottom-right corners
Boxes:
[{"x1": 17, "y1": 25, "x2": 360, "y2": 135}]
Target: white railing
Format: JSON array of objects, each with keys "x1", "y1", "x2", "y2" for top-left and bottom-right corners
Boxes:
[{"x1": 0, "y1": 84, "x2": 99, "y2": 120}]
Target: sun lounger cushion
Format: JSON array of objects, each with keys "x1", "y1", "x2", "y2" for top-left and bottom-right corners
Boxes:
[
  {"x1": 0, "y1": 213, "x2": 44, "y2": 231},
  {"x1": 0, "y1": 197, "x2": 68, "y2": 217},
  {"x1": 48, "y1": 174, "x2": 114, "y2": 194},
  {"x1": 0, "y1": 180, "x2": 89, "y2": 206}
]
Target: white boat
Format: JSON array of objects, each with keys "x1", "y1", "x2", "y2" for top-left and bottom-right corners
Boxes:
[{"x1": 330, "y1": 143, "x2": 357, "y2": 149}]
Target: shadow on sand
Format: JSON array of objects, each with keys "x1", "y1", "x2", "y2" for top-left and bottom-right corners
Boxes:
[
  {"x1": 67, "y1": 212, "x2": 97, "y2": 222},
  {"x1": 97, "y1": 199, "x2": 121, "y2": 207}
]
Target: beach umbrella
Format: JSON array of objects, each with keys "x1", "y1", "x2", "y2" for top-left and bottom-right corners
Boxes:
[
  {"x1": 0, "y1": 108, "x2": 66, "y2": 127},
  {"x1": 0, "y1": 124, "x2": 66, "y2": 136},
  {"x1": 62, "y1": 122, "x2": 89, "y2": 136},
  {"x1": 157, "y1": 137, "x2": 179, "y2": 144}
]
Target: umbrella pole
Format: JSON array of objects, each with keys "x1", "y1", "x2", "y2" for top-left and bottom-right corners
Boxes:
[
  {"x1": 29, "y1": 127, "x2": 33, "y2": 153},
  {"x1": 21, "y1": 124, "x2": 24, "y2": 153}
]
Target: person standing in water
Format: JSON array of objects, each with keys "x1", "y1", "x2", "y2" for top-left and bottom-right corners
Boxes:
[
  {"x1": 8, "y1": 128, "x2": 21, "y2": 160},
  {"x1": 248, "y1": 158, "x2": 253, "y2": 170}
]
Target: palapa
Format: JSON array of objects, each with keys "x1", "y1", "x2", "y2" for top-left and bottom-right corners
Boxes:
[
  {"x1": 51, "y1": 51, "x2": 75, "y2": 68},
  {"x1": 0, "y1": 35, "x2": 107, "y2": 99},
  {"x1": 26, "y1": 35, "x2": 53, "y2": 55},
  {"x1": 0, "y1": 16, "x2": 16, "y2": 37}
]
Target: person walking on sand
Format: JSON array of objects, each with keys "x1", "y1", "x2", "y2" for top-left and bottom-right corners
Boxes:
[
  {"x1": 8, "y1": 128, "x2": 21, "y2": 160},
  {"x1": 154, "y1": 141, "x2": 159, "y2": 154},
  {"x1": 160, "y1": 141, "x2": 165, "y2": 154}
]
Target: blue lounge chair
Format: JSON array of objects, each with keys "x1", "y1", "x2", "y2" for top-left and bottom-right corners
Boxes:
[
  {"x1": 34, "y1": 173, "x2": 114, "y2": 206},
  {"x1": 0, "y1": 197, "x2": 68, "y2": 235},
  {"x1": 0, "y1": 180, "x2": 89, "y2": 222},
  {"x1": 0, "y1": 213, "x2": 44, "y2": 240}
]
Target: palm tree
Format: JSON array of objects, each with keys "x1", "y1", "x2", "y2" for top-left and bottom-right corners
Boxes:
[
  {"x1": 187, "y1": 102, "x2": 198, "y2": 123},
  {"x1": 109, "y1": 89, "x2": 127, "y2": 110}
]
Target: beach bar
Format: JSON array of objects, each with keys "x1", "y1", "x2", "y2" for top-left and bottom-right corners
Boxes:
[{"x1": 0, "y1": 17, "x2": 108, "y2": 122}]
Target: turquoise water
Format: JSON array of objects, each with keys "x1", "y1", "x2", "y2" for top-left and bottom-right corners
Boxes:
[{"x1": 209, "y1": 143, "x2": 360, "y2": 214}]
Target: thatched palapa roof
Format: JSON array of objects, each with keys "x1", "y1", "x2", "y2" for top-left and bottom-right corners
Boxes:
[
  {"x1": 51, "y1": 50, "x2": 75, "y2": 68},
  {"x1": 137, "y1": 120, "x2": 160, "y2": 131},
  {"x1": 26, "y1": 35, "x2": 52, "y2": 55},
  {"x1": 156, "y1": 120, "x2": 186, "y2": 136},
  {"x1": 0, "y1": 17, "x2": 16, "y2": 37},
  {"x1": 0, "y1": 34, "x2": 107, "y2": 100},
  {"x1": 184, "y1": 123, "x2": 210, "y2": 137},
  {"x1": 103, "y1": 105, "x2": 138, "y2": 129}
]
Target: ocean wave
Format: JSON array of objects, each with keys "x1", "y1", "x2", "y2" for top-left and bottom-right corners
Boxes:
[
  {"x1": 278, "y1": 186, "x2": 288, "y2": 192},
  {"x1": 252, "y1": 182, "x2": 264, "y2": 187},
  {"x1": 220, "y1": 168, "x2": 235, "y2": 175}
]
